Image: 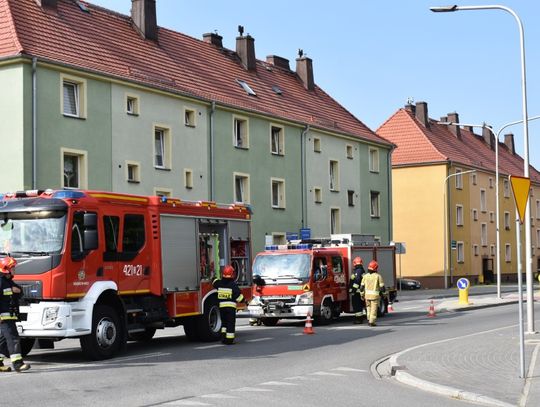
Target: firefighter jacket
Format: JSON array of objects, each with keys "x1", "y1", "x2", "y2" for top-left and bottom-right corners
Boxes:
[
  {"x1": 360, "y1": 272, "x2": 385, "y2": 300},
  {"x1": 213, "y1": 278, "x2": 245, "y2": 309},
  {"x1": 0, "y1": 275, "x2": 22, "y2": 321},
  {"x1": 349, "y1": 265, "x2": 365, "y2": 294}
]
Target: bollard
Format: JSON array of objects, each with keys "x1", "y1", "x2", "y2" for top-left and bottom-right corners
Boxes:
[{"x1": 457, "y1": 277, "x2": 470, "y2": 305}]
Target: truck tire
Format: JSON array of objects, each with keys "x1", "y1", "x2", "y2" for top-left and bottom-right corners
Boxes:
[
  {"x1": 20, "y1": 338, "x2": 35, "y2": 357},
  {"x1": 80, "y1": 304, "x2": 124, "y2": 360},
  {"x1": 261, "y1": 317, "x2": 279, "y2": 326},
  {"x1": 128, "y1": 328, "x2": 156, "y2": 342},
  {"x1": 183, "y1": 317, "x2": 200, "y2": 342},
  {"x1": 196, "y1": 296, "x2": 222, "y2": 342},
  {"x1": 316, "y1": 299, "x2": 334, "y2": 325},
  {"x1": 378, "y1": 297, "x2": 387, "y2": 317}
]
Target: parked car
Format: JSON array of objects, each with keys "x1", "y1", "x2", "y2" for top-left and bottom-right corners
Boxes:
[{"x1": 397, "y1": 278, "x2": 422, "y2": 290}]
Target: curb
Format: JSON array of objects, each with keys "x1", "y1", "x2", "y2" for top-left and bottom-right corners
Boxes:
[{"x1": 437, "y1": 300, "x2": 519, "y2": 313}]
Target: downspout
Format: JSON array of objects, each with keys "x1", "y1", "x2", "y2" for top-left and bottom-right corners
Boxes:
[
  {"x1": 447, "y1": 160, "x2": 453, "y2": 287},
  {"x1": 387, "y1": 146, "x2": 395, "y2": 243},
  {"x1": 32, "y1": 57, "x2": 37, "y2": 189},
  {"x1": 209, "y1": 101, "x2": 216, "y2": 201},
  {"x1": 301, "y1": 125, "x2": 310, "y2": 228}
]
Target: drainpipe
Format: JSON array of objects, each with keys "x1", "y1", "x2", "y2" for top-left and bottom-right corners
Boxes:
[
  {"x1": 209, "y1": 101, "x2": 216, "y2": 201},
  {"x1": 32, "y1": 57, "x2": 37, "y2": 189},
  {"x1": 387, "y1": 146, "x2": 395, "y2": 243},
  {"x1": 300, "y1": 125, "x2": 310, "y2": 228}
]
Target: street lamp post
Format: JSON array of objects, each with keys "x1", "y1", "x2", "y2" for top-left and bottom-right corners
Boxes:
[
  {"x1": 443, "y1": 169, "x2": 476, "y2": 289},
  {"x1": 430, "y1": 4, "x2": 535, "y2": 333}
]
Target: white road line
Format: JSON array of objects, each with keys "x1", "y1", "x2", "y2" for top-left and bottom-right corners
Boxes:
[
  {"x1": 332, "y1": 367, "x2": 367, "y2": 372},
  {"x1": 194, "y1": 344, "x2": 224, "y2": 350},
  {"x1": 283, "y1": 376, "x2": 319, "y2": 381},
  {"x1": 246, "y1": 337, "x2": 273, "y2": 342},
  {"x1": 289, "y1": 333, "x2": 304, "y2": 336},
  {"x1": 157, "y1": 401, "x2": 211, "y2": 406},
  {"x1": 309, "y1": 371, "x2": 346, "y2": 377},
  {"x1": 260, "y1": 381, "x2": 299, "y2": 386},
  {"x1": 230, "y1": 387, "x2": 273, "y2": 392},
  {"x1": 200, "y1": 394, "x2": 238, "y2": 399}
]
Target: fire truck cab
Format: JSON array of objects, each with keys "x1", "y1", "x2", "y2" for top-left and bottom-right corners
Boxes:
[{"x1": 248, "y1": 234, "x2": 397, "y2": 326}]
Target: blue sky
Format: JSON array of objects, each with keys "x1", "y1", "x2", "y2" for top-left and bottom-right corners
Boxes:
[{"x1": 89, "y1": 0, "x2": 540, "y2": 170}]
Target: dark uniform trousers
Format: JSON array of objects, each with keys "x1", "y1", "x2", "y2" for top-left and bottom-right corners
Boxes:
[
  {"x1": 0, "y1": 277, "x2": 24, "y2": 364},
  {"x1": 213, "y1": 278, "x2": 245, "y2": 344}
]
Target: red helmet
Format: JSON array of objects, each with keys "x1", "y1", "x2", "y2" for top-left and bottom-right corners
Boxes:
[
  {"x1": 222, "y1": 265, "x2": 235, "y2": 279},
  {"x1": 352, "y1": 257, "x2": 363, "y2": 267},
  {"x1": 367, "y1": 260, "x2": 378, "y2": 272},
  {"x1": 0, "y1": 256, "x2": 17, "y2": 274}
]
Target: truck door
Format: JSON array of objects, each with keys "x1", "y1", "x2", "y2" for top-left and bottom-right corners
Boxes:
[
  {"x1": 330, "y1": 255, "x2": 347, "y2": 301},
  {"x1": 312, "y1": 256, "x2": 329, "y2": 304},
  {"x1": 118, "y1": 213, "x2": 151, "y2": 293},
  {"x1": 102, "y1": 215, "x2": 120, "y2": 283}
]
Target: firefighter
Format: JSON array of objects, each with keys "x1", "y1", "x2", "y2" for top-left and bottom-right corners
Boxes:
[
  {"x1": 213, "y1": 265, "x2": 247, "y2": 344},
  {"x1": 349, "y1": 256, "x2": 366, "y2": 324},
  {"x1": 0, "y1": 256, "x2": 31, "y2": 372},
  {"x1": 360, "y1": 260, "x2": 385, "y2": 327}
]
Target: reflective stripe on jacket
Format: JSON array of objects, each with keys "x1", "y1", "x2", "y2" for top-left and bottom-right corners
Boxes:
[
  {"x1": 360, "y1": 272, "x2": 385, "y2": 300},
  {"x1": 213, "y1": 278, "x2": 244, "y2": 308}
]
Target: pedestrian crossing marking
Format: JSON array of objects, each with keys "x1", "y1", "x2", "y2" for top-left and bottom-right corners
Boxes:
[
  {"x1": 194, "y1": 344, "x2": 224, "y2": 350},
  {"x1": 246, "y1": 337, "x2": 273, "y2": 342},
  {"x1": 260, "y1": 381, "x2": 299, "y2": 386},
  {"x1": 309, "y1": 371, "x2": 346, "y2": 376},
  {"x1": 332, "y1": 367, "x2": 367, "y2": 372},
  {"x1": 230, "y1": 387, "x2": 273, "y2": 392}
]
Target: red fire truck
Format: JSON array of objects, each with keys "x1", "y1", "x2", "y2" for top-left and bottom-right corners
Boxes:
[
  {"x1": 0, "y1": 189, "x2": 252, "y2": 359},
  {"x1": 247, "y1": 234, "x2": 396, "y2": 325}
]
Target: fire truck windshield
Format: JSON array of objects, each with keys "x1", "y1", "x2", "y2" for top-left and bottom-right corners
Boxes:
[
  {"x1": 252, "y1": 253, "x2": 311, "y2": 281},
  {"x1": 0, "y1": 210, "x2": 66, "y2": 255}
]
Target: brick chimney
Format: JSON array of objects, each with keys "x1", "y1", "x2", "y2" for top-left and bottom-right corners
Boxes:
[
  {"x1": 504, "y1": 133, "x2": 515, "y2": 154},
  {"x1": 296, "y1": 56, "x2": 314, "y2": 91},
  {"x1": 35, "y1": 0, "x2": 57, "y2": 10},
  {"x1": 131, "y1": 0, "x2": 158, "y2": 41},
  {"x1": 203, "y1": 33, "x2": 223, "y2": 48},
  {"x1": 404, "y1": 103, "x2": 416, "y2": 114},
  {"x1": 447, "y1": 112, "x2": 461, "y2": 140},
  {"x1": 482, "y1": 125, "x2": 495, "y2": 150},
  {"x1": 236, "y1": 34, "x2": 256, "y2": 71},
  {"x1": 463, "y1": 125, "x2": 474, "y2": 134},
  {"x1": 415, "y1": 101, "x2": 429, "y2": 128},
  {"x1": 266, "y1": 55, "x2": 290, "y2": 71}
]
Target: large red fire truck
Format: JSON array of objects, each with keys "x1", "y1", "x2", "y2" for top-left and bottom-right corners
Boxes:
[
  {"x1": 0, "y1": 189, "x2": 252, "y2": 359},
  {"x1": 247, "y1": 234, "x2": 396, "y2": 325}
]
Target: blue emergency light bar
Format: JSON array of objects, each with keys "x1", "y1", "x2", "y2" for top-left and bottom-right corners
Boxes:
[
  {"x1": 265, "y1": 243, "x2": 313, "y2": 251},
  {"x1": 52, "y1": 190, "x2": 87, "y2": 199}
]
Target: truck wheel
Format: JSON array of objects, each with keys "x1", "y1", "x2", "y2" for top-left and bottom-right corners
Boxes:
[
  {"x1": 20, "y1": 338, "x2": 35, "y2": 357},
  {"x1": 80, "y1": 304, "x2": 124, "y2": 360},
  {"x1": 196, "y1": 296, "x2": 222, "y2": 342},
  {"x1": 316, "y1": 299, "x2": 334, "y2": 325},
  {"x1": 377, "y1": 298, "x2": 387, "y2": 317},
  {"x1": 128, "y1": 328, "x2": 156, "y2": 342},
  {"x1": 183, "y1": 317, "x2": 200, "y2": 342},
  {"x1": 332, "y1": 303, "x2": 342, "y2": 319},
  {"x1": 261, "y1": 317, "x2": 279, "y2": 326}
]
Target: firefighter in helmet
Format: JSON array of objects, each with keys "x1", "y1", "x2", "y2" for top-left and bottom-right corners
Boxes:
[
  {"x1": 349, "y1": 256, "x2": 366, "y2": 324},
  {"x1": 360, "y1": 260, "x2": 385, "y2": 327},
  {"x1": 0, "y1": 256, "x2": 31, "y2": 372},
  {"x1": 213, "y1": 264, "x2": 247, "y2": 344}
]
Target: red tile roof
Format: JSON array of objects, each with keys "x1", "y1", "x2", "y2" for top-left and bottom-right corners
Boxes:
[
  {"x1": 0, "y1": 0, "x2": 390, "y2": 146},
  {"x1": 377, "y1": 107, "x2": 540, "y2": 184}
]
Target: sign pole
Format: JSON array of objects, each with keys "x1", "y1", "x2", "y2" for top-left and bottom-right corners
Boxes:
[{"x1": 515, "y1": 209, "x2": 525, "y2": 378}]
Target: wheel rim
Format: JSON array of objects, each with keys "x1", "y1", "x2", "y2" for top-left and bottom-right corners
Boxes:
[
  {"x1": 321, "y1": 302, "x2": 332, "y2": 320},
  {"x1": 208, "y1": 305, "x2": 221, "y2": 334},
  {"x1": 96, "y1": 317, "x2": 117, "y2": 348}
]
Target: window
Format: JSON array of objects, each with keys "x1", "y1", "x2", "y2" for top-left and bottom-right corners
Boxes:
[
  {"x1": 103, "y1": 216, "x2": 120, "y2": 257},
  {"x1": 271, "y1": 178, "x2": 285, "y2": 209},
  {"x1": 314, "y1": 137, "x2": 321, "y2": 153},
  {"x1": 504, "y1": 211, "x2": 511, "y2": 230},
  {"x1": 455, "y1": 168, "x2": 463, "y2": 189},
  {"x1": 480, "y1": 189, "x2": 487, "y2": 212},
  {"x1": 346, "y1": 145, "x2": 353, "y2": 159},
  {"x1": 347, "y1": 190, "x2": 355, "y2": 207},
  {"x1": 271, "y1": 233, "x2": 286, "y2": 245},
  {"x1": 369, "y1": 148, "x2": 379, "y2": 173},
  {"x1": 62, "y1": 148, "x2": 87, "y2": 189},
  {"x1": 314, "y1": 187, "x2": 322, "y2": 203},
  {"x1": 234, "y1": 173, "x2": 250, "y2": 203},
  {"x1": 457, "y1": 242, "x2": 464, "y2": 263},
  {"x1": 154, "y1": 126, "x2": 171, "y2": 169},
  {"x1": 503, "y1": 179, "x2": 510, "y2": 198},
  {"x1": 481, "y1": 223, "x2": 487, "y2": 246},
  {"x1": 472, "y1": 208, "x2": 478, "y2": 221},
  {"x1": 122, "y1": 214, "x2": 145, "y2": 253},
  {"x1": 489, "y1": 177, "x2": 494, "y2": 188},
  {"x1": 270, "y1": 125, "x2": 284, "y2": 155},
  {"x1": 456, "y1": 205, "x2": 464, "y2": 226},
  {"x1": 537, "y1": 229, "x2": 540, "y2": 248},
  {"x1": 184, "y1": 169, "x2": 193, "y2": 189},
  {"x1": 71, "y1": 211, "x2": 97, "y2": 260},
  {"x1": 330, "y1": 208, "x2": 341, "y2": 234},
  {"x1": 489, "y1": 211, "x2": 494, "y2": 223},
  {"x1": 473, "y1": 244, "x2": 479, "y2": 256},
  {"x1": 154, "y1": 188, "x2": 172, "y2": 198},
  {"x1": 536, "y1": 200, "x2": 540, "y2": 219},
  {"x1": 329, "y1": 160, "x2": 339, "y2": 191},
  {"x1": 505, "y1": 244, "x2": 511, "y2": 262},
  {"x1": 472, "y1": 173, "x2": 477, "y2": 185},
  {"x1": 61, "y1": 74, "x2": 86, "y2": 118},
  {"x1": 236, "y1": 79, "x2": 256, "y2": 96},
  {"x1": 184, "y1": 108, "x2": 196, "y2": 127},
  {"x1": 490, "y1": 244, "x2": 496, "y2": 257},
  {"x1": 126, "y1": 161, "x2": 140, "y2": 183},
  {"x1": 126, "y1": 94, "x2": 139, "y2": 115},
  {"x1": 233, "y1": 116, "x2": 249, "y2": 148},
  {"x1": 332, "y1": 256, "x2": 343, "y2": 273},
  {"x1": 370, "y1": 191, "x2": 380, "y2": 218}
]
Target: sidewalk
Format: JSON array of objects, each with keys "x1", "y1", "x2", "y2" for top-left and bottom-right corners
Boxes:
[{"x1": 389, "y1": 291, "x2": 540, "y2": 407}]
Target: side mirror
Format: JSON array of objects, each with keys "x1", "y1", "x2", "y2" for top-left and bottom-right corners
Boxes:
[
  {"x1": 83, "y1": 213, "x2": 97, "y2": 228},
  {"x1": 84, "y1": 229, "x2": 98, "y2": 251}
]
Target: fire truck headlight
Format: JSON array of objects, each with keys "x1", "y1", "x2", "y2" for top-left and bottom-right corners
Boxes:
[
  {"x1": 42, "y1": 306, "x2": 59, "y2": 325},
  {"x1": 297, "y1": 291, "x2": 313, "y2": 305}
]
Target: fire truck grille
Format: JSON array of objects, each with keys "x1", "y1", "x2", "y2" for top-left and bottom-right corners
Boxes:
[
  {"x1": 264, "y1": 296, "x2": 296, "y2": 304},
  {"x1": 18, "y1": 281, "x2": 43, "y2": 300}
]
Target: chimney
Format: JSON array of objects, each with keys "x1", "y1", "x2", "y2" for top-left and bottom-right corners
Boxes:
[
  {"x1": 447, "y1": 112, "x2": 461, "y2": 140},
  {"x1": 415, "y1": 101, "x2": 429, "y2": 128},
  {"x1": 463, "y1": 125, "x2": 474, "y2": 134},
  {"x1": 236, "y1": 34, "x2": 256, "y2": 71},
  {"x1": 203, "y1": 33, "x2": 223, "y2": 48},
  {"x1": 404, "y1": 103, "x2": 416, "y2": 114},
  {"x1": 296, "y1": 56, "x2": 314, "y2": 91},
  {"x1": 266, "y1": 55, "x2": 290, "y2": 71},
  {"x1": 35, "y1": 0, "x2": 57, "y2": 10},
  {"x1": 504, "y1": 133, "x2": 515, "y2": 154},
  {"x1": 482, "y1": 125, "x2": 495, "y2": 150},
  {"x1": 131, "y1": 0, "x2": 158, "y2": 41},
  {"x1": 440, "y1": 116, "x2": 448, "y2": 123}
]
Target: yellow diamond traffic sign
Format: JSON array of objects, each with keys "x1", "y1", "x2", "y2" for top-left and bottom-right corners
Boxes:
[{"x1": 509, "y1": 175, "x2": 531, "y2": 224}]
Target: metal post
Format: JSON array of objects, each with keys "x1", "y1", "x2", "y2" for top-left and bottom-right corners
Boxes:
[{"x1": 516, "y1": 209, "x2": 525, "y2": 378}]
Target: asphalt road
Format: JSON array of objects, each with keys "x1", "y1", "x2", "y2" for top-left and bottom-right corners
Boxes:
[{"x1": 0, "y1": 290, "x2": 535, "y2": 407}]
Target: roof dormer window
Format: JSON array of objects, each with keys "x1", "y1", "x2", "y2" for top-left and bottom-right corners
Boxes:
[{"x1": 236, "y1": 79, "x2": 256, "y2": 96}]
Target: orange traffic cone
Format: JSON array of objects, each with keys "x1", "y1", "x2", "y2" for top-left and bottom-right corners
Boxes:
[
  {"x1": 303, "y1": 312, "x2": 315, "y2": 334},
  {"x1": 387, "y1": 302, "x2": 394, "y2": 312},
  {"x1": 427, "y1": 300, "x2": 436, "y2": 317}
]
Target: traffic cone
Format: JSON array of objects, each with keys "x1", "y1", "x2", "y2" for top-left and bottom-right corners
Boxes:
[
  {"x1": 427, "y1": 300, "x2": 436, "y2": 317},
  {"x1": 303, "y1": 312, "x2": 315, "y2": 334}
]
